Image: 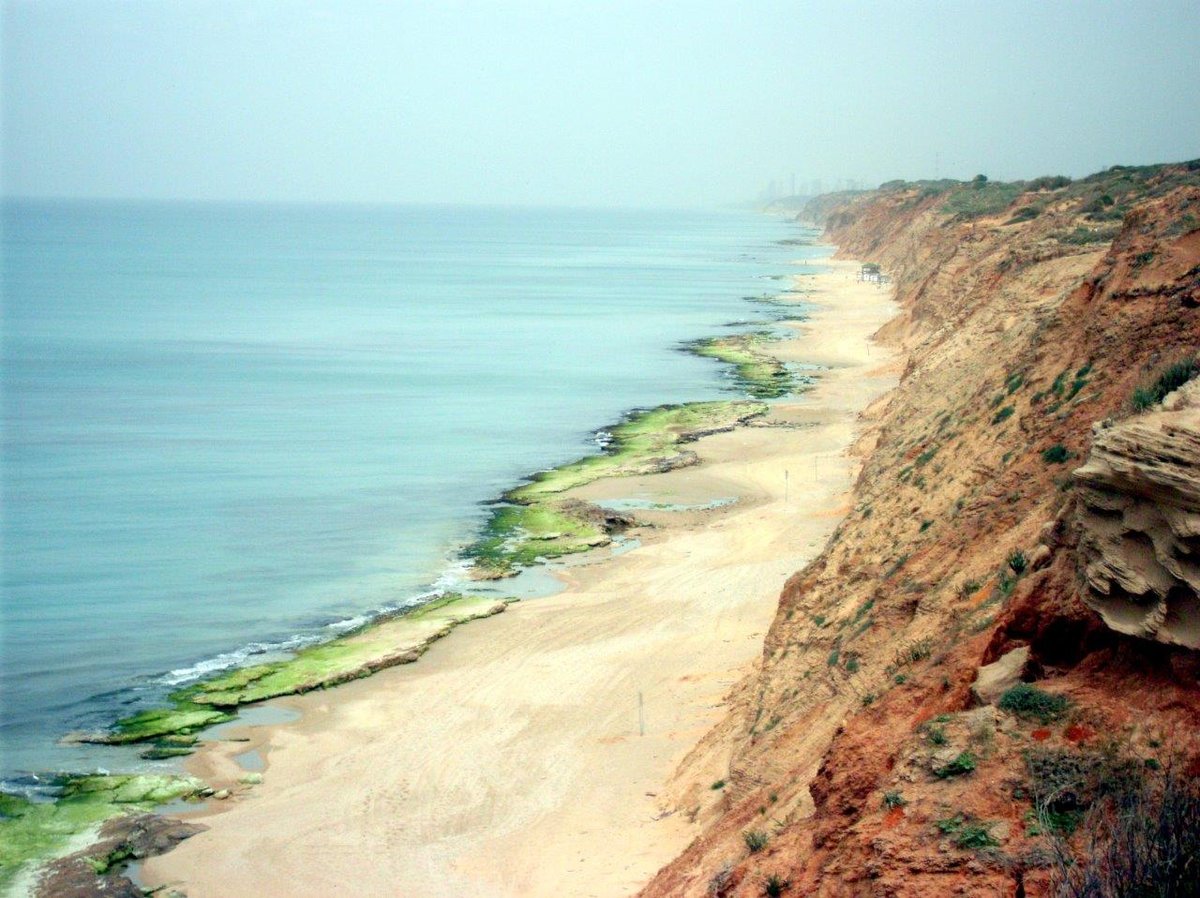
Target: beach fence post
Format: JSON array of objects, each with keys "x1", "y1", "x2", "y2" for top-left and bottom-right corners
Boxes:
[
  {"x1": 638, "y1": 691, "x2": 645, "y2": 736},
  {"x1": 784, "y1": 469, "x2": 789, "y2": 504}
]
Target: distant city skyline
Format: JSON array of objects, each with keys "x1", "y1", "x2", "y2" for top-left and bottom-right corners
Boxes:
[{"x1": 3, "y1": 0, "x2": 1199, "y2": 207}]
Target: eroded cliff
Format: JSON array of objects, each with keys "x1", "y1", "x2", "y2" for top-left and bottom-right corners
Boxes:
[
  {"x1": 1075, "y1": 381, "x2": 1200, "y2": 648},
  {"x1": 640, "y1": 163, "x2": 1200, "y2": 898}
]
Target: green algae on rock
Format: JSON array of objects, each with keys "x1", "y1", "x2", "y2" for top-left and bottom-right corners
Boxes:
[
  {"x1": 506, "y1": 401, "x2": 768, "y2": 504},
  {"x1": 0, "y1": 774, "x2": 206, "y2": 891},
  {"x1": 94, "y1": 594, "x2": 507, "y2": 747},
  {"x1": 687, "y1": 332, "x2": 795, "y2": 399},
  {"x1": 130, "y1": 736, "x2": 197, "y2": 763},
  {"x1": 743, "y1": 291, "x2": 814, "y2": 323},
  {"x1": 188, "y1": 593, "x2": 506, "y2": 706},
  {"x1": 465, "y1": 503, "x2": 610, "y2": 577},
  {"x1": 467, "y1": 401, "x2": 767, "y2": 577},
  {"x1": 139, "y1": 743, "x2": 199, "y2": 761},
  {"x1": 106, "y1": 704, "x2": 236, "y2": 746}
]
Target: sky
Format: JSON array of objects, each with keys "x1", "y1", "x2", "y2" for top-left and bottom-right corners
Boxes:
[{"x1": 2, "y1": 0, "x2": 1199, "y2": 207}]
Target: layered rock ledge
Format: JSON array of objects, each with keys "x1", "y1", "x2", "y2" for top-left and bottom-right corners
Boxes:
[{"x1": 1075, "y1": 381, "x2": 1200, "y2": 648}]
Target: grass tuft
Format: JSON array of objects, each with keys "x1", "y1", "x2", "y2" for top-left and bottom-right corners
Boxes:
[
  {"x1": 743, "y1": 829, "x2": 769, "y2": 853},
  {"x1": 935, "y1": 751, "x2": 977, "y2": 778},
  {"x1": 998, "y1": 683, "x2": 1070, "y2": 724},
  {"x1": 1007, "y1": 550, "x2": 1028, "y2": 575},
  {"x1": 762, "y1": 873, "x2": 790, "y2": 896},
  {"x1": 1131, "y1": 357, "x2": 1199, "y2": 411},
  {"x1": 882, "y1": 790, "x2": 907, "y2": 809}
]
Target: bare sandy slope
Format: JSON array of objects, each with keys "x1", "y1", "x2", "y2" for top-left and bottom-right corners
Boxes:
[{"x1": 142, "y1": 259, "x2": 896, "y2": 898}]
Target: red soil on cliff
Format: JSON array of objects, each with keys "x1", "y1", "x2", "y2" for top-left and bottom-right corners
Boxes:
[{"x1": 639, "y1": 164, "x2": 1200, "y2": 898}]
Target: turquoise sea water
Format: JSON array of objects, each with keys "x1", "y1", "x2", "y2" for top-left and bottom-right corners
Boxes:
[{"x1": 1, "y1": 200, "x2": 823, "y2": 784}]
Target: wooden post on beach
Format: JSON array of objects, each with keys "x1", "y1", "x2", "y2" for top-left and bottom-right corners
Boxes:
[
  {"x1": 784, "y1": 469, "x2": 789, "y2": 504},
  {"x1": 638, "y1": 691, "x2": 645, "y2": 736}
]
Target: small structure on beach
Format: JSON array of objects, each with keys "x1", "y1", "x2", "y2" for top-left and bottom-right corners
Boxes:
[{"x1": 859, "y1": 262, "x2": 884, "y2": 283}]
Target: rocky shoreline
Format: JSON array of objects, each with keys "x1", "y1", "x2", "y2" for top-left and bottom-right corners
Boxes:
[
  {"x1": 1, "y1": 225, "x2": 828, "y2": 896},
  {"x1": 132, "y1": 255, "x2": 897, "y2": 898}
]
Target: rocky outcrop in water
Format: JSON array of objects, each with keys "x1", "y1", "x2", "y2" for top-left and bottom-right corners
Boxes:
[{"x1": 35, "y1": 814, "x2": 204, "y2": 898}]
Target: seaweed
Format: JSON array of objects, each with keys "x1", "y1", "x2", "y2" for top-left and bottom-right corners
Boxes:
[
  {"x1": 686, "y1": 332, "x2": 795, "y2": 399},
  {"x1": 0, "y1": 774, "x2": 205, "y2": 889}
]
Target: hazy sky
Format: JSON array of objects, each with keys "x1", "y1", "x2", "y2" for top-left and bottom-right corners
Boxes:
[{"x1": 3, "y1": 0, "x2": 1199, "y2": 207}]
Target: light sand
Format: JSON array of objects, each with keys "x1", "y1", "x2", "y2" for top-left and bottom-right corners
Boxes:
[{"x1": 142, "y1": 258, "x2": 897, "y2": 898}]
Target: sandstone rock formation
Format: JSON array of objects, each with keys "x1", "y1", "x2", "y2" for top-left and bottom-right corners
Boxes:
[
  {"x1": 1075, "y1": 380, "x2": 1200, "y2": 648},
  {"x1": 971, "y1": 645, "x2": 1031, "y2": 704}
]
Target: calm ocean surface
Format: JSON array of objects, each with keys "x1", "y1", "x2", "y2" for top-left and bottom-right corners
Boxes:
[{"x1": 1, "y1": 200, "x2": 823, "y2": 783}]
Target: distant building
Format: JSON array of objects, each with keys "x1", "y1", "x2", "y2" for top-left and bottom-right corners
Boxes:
[{"x1": 857, "y1": 263, "x2": 890, "y2": 286}]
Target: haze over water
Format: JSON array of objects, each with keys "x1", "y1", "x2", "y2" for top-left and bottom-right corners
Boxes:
[{"x1": 1, "y1": 199, "x2": 823, "y2": 782}]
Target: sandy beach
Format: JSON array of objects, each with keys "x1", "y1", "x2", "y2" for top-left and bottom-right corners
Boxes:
[{"x1": 141, "y1": 257, "x2": 898, "y2": 898}]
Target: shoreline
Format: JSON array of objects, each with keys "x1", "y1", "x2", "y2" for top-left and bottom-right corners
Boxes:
[
  {"x1": 2, "y1": 224, "x2": 821, "y2": 894},
  {"x1": 137, "y1": 257, "x2": 900, "y2": 898}
]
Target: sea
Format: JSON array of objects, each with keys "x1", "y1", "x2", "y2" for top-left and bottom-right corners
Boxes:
[{"x1": 0, "y1": 200, "x2": 825, "y2": 788}]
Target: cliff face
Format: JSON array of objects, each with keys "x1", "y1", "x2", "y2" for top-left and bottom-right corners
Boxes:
[{"x1": 640, "y1": 164, "x2": 1200, "y2": 898}]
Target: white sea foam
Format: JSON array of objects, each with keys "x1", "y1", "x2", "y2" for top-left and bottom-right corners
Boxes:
[
  {"x1": 432, "y1": 558, "x2": 473, "y2": 593},
  {"x1": 159, "y1": 583, "x2": 453, "y2": 687},
  {"x1": 324, "y1": 614, "x2": 370, "y2": 633},
  {"x1": 161, "y1": 633, "x2": 321, "y2": 686}
]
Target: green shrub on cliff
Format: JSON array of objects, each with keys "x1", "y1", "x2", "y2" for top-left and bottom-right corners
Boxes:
[
  {"x1": 954, "y1": 821, "x2": 999, "y2": 849},
  {"x1": 999, "y1": 684, "x2": 1069, "y2": 723},
  {"x1": 991, "y1": 405, "x2": 1015, "y2": 425},
  {"x1": 742, "y1": 829, "x2": 769, "y2": 852},
  {"x1": 882, "y1": 790, "x2": 907, "y2": 809},
  {"x1": 1131, "y1": 357, "x2": 1199, "y2": 411},
  {"x1": 934, "y1": 751, "x2": 977, "y2": 778},
  {"x1": 1057, "y1": 225, "x2": 1120, "y2": 245},
  {"x1": 943, "y1": 181, "x2": 1023, "y2": 219},
  {"x1": 1042, "y1": 444, "x2": 1071, "y2": 464},
  {"x1": 1027, "y1": 175, "x2": 1072, "y2": 191},
  {"x1": 1008, "y1": 205, "x2": 1042, "y2": 223},
  {"x1": 1047, "y1": 764, "x2": 1200, "y2": 897}
]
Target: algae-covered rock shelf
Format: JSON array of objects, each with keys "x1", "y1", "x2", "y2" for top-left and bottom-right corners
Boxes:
[
  {"x1": 466, "y1": 400, "x2": 768, "y2": 577},
  {"x1": 686, "y1": 332, "x2": 797, "y2": 399},
  {"x1": 0, "y1": 774, "x2": 206, "y2": 892},
  {"x1": 85, "y1": 593, "x2": 507, "y2": 751}
]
